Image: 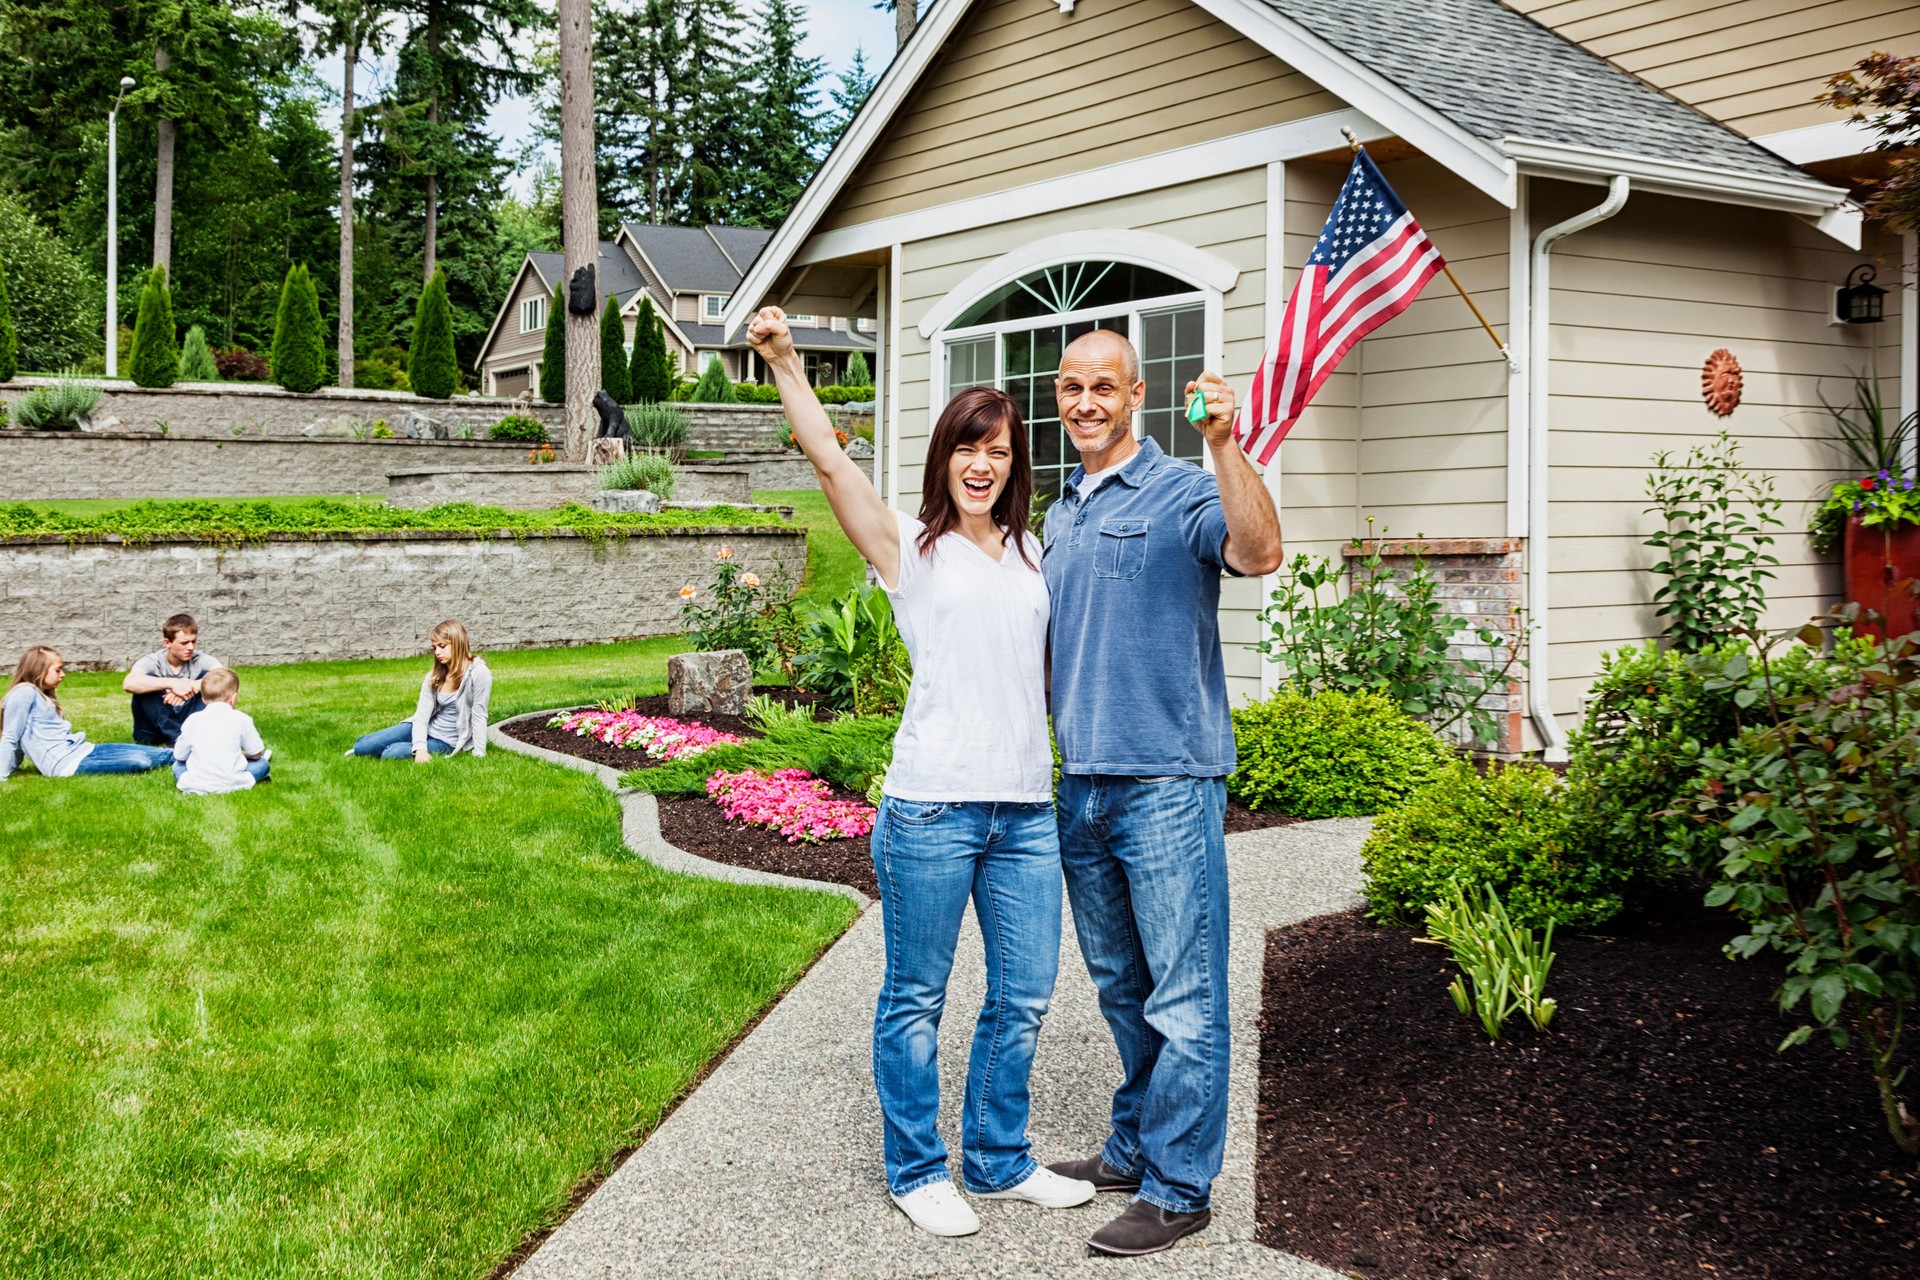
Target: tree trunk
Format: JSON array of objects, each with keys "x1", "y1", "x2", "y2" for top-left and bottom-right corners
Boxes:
[
  {"x1": 424, "y1": 171, "x2": 437, "y2": 282},
  {"x1": 154, "y1": 44, "x2": 174, "y2": 275},
  {"x1": 338, "y1": 31, "x2": 359, "y2": 389},
  {"x1": 557, "y1": 0, "x2": 601, "y2": 463},
  {"x1": 895, "y1": 0, "x2": 916, "y2": 52},
  {"x1": 424, "y1": 22, "x2": 441, "y2": 282}
]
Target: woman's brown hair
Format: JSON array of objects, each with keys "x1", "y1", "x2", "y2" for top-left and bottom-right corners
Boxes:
[
  {"x1": 915, "y1": 386, "x2": 1035, "y2": 568},
  {"x1": 429, "y1": 620, "x2": 474, "y2": 693},
  {"x1": 2, "y1": 646, "x2": 64, "y2": 735}
]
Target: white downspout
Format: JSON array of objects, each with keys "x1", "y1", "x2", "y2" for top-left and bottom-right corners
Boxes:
[{"x1": 1527, "y1": 175, "x2": 1629, "y2": 761}]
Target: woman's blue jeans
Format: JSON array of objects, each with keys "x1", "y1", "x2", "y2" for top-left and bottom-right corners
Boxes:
[
  {"x1": 870, "y1": 796, "x2": 1062, "y2": 1197},
  {"x1": 352, "y1": 722, "x2": 453, "y2": 760},
  {"x1": 71, "y1": 743, "x2": 176, "y2": 775}
]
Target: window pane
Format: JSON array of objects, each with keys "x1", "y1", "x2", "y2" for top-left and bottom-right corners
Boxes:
[
  {"x1": 1139, "y1": 304, "x2": 1207, "y2": 467},
  {"x1": 954, "y1": 261, "x2": 1197, "y2": 328}
]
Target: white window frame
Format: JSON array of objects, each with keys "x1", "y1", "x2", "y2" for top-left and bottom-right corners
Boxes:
[
  {"x1": 786, "y1": 312, "x2": 819, "y2": 326},
  {"x1": 704, "y1": 293, "x2": 729, "y2": 319},
  {"x1": 519, "y1": 296, "x2": 546, "y2": 333}
]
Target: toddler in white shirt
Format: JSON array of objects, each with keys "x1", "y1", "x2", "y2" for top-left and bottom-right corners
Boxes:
[{"x1": 173, "y1": 668, "x2": 271, "y2": 795}]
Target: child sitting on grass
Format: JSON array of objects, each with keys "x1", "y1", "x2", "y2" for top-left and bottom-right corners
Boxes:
[{"x1": 172, "y1": 667, "x2": 271, "y2": 795}]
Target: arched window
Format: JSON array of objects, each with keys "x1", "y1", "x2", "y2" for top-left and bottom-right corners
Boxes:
[{"x1": 941, "y1": 259, "x2": 1212, "y2": 505}]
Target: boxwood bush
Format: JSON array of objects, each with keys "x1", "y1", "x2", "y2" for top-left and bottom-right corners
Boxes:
[
  {"x1": 489, "y1": 414, "x2": 549, "y2": 443},
  {"x1": 1228, "y1": 688, "x2": 1451, "y2": 818},
  {"x1": 1360, "y1": 761, "x2": 1606, "y2": 930}
]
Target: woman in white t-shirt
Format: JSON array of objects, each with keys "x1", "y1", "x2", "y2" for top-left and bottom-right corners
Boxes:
[{"x1": 746, "y1": 308, "x2": 1093, "y2": 1237}]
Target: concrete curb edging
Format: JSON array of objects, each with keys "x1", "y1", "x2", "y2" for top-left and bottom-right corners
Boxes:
[{"x1": 488, "y1": 709, "x2": 873, "y2": 908}]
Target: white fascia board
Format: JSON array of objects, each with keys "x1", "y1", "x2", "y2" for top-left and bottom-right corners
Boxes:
[
  {"x1": 1504, "y1": 137, "x2": 1861, "y2": 248},
  {"x1": 1754, "y1": 118, "x2": 1882, "y2": 166},
  {"x1": 800, "y1": 109, "x2": 1393, "y2": 266},
  {"x1": 719, "y1": 0, "x2": 982, "y2": 335},
  {"x1": 1189, "y1": 0, "x2": 1516, "y2": 206}
]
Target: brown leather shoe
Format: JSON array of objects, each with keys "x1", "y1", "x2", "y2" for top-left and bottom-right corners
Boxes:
[
  {"x1": 1086, "y1": 1198, "x2": 1212, "y2": 1257},
  {"x1": 1045, "y1": 1155, "x2": 1141, "y2": 1194}
]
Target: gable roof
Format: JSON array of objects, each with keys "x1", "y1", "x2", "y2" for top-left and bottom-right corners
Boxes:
[
  {"x1": 620, "y1": 223, "x2": 775, "y2": 293},
  {"x1": 527, "y1": 243, "x2": 649, "y2": 308},
  {"x1": 1257, "y1": 0, "x2": 1805, "y2": 182}
]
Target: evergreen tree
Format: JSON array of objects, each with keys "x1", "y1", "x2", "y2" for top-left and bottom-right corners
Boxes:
[
  {"x1": 538, "y1": 282, "x2": 565, "y2": 403},
  {"x1": 628, "y1": 293, "x2": 671, "y2": 403},
  {"x1": 691, "y1": 353, "x2": 735, "y2": 403},
  {"x1": 129, "y1": 265, "x2": 181, "y2": 388},
  {"x1": 409, "y1": 266, "x2": 458, "y2": 398},
  {"x1": 179, "y1": 324, "x2": 219, "y2": 380},
  {"x1": 271, "y1": 263, "x2": 327, "y2": 393},
  {"x1": 844, "y1": 350, "x2": 871, "y2": 387},
  {"x1": 828, "y1": 45, "x2": 877, "y2": 136},
  {"x1": 733, "y1": 0, "x2": 826, "y2": 227},
  {"x1": 0, "y1": 250, "x2": 16, "y2": 383},
  {"x1": 598, "y1": 294, "x2": 631, "y2": 402}
]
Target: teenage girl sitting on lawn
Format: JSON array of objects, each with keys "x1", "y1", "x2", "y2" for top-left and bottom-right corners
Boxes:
[
  {"x1": 348, "y1": 620, "x2": 492, "y2": 762},
  {"x1": 1, "y1": 646, "x2": 177, "y2": 780}
]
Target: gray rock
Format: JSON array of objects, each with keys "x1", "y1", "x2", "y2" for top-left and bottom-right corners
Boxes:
[
  {"x1": 668, "y1": 649, "x2": 751, "y2": 717},
  {"x1": 402, "y1": 410, "x2": 448, "y2": 440},
  {"x1": 843, "y1": 400, "x2": 876, "y2": 413},
  {"x1": 301, "y1": 415, "x2": 361, "y2": 438},
  {"x1": 589, "y1": 489, "x2": 662, "y2": 514},
  {"x1": 844, "y1": 436, "x2": 873, "y2": 459}
]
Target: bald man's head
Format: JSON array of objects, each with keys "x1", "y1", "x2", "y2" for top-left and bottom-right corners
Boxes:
[
  {"x1": 1055, "y1": 327, "x2": 1146, "y2": 468},
  {"x1": 1062, "y1": 328, "x2": 1140, "y2": 386}
]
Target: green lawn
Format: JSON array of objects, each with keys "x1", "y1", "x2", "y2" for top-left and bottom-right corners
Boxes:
[
  {"x1": 756, "y1": 488, "x2": 864, "y2": 608},
  {"x1": 0, "y1": 641, "x2": 858, "y2": 1279}
]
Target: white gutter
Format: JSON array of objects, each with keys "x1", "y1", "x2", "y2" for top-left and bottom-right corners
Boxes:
[{"x1": 1526, "y1": 174, "x2": 1629, "y2": 762}]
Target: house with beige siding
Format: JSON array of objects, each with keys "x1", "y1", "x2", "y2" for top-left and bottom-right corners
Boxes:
[
  {"x1": 723, "y1": 0, "x2": 1911, "y2": 757},
  {"x1": 475, "y1": 222, "x2": 876, "y2": 398}
]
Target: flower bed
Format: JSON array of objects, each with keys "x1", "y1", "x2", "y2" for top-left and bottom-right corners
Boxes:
[
  {"x1": 547, "y1": 709, "x2": 743, "y2": 761},
  {"x1": 706, "y1": 767, "x2": 877, "y2": 844}
]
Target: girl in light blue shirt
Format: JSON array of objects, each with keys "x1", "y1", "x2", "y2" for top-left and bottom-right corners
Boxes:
[{"x1": 1, "y1": 647, "x2": 176, "y2": 780}]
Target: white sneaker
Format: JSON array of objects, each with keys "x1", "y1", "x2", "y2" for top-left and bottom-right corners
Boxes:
[
  {"x1": 891, "y1": 1180, "x2": 980, "y2": 1236},
  {"x1": 972, "y1": 1166, "x2": 1098, "y2": 1208}
]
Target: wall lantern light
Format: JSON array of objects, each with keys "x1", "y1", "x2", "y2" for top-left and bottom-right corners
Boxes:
[{"x1": 1836, "y1": 263, "x2": 1886, "y2": 324}]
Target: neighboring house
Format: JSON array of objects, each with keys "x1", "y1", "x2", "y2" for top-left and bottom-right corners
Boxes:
[
  {"x1": 476, "y1": 222, "x2": 876, "y2": 397},
  {"x1": 724, "y1": 0, "x2": 1913, "y2": 756}
]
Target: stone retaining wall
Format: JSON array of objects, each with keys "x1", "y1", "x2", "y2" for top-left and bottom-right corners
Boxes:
[
  {"x1": 386, "y1": 465, "x2": 601, "y2": 510},
  {"x1": 682, "y1": 403, "x2": 871, "y2": 454},
  {"x1": 3, "y1": 526, "x2": 805, "y2": 670},
  {"x1": 0, "y1": 430, "x2": 536, "y2": 501}
]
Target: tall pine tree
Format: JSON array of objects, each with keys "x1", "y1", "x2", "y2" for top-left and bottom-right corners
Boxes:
[
  {"x1": 271, "y1": 263, "x2": 326, "y2": 393},
  {"x1": 628, "y1": 293, "x2": 671, "y2": 403},
  {"x1": 538, "y1": 282, "x2": 565, "y2": 403},
  {"x1": 598, "y1": 295, "x2": 631, "y2": 402},
  {"x1": 129, "y1": 265, "x2": 180, "y2": 388},
  {"x1": 733, "y1": 0, "x2": 826, "y2": 227},
  {"x1": 828, "y1": 45, "x2": 878, "y2": 136}
]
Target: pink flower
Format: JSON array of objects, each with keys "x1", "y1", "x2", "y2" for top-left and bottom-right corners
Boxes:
[
  {"x1": 742, "y1": 572, "x2": 761, "y2": 589},
  {"x1": 704, "y1": 767, "x2": 876, "y2": 844},
  {"x1": 716, "y1": 546, "x2": 735, "y2": 559},
  {"x1": 545, "y1": 711, "x2": 743, "y2": 760}
]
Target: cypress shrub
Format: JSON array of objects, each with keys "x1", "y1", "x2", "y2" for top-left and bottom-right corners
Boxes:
[
  {"x1": 539, "y1": 283, "x2": 565, "y2": 403},
  {"x1": 270, "y1": 264, "x2": 326, "y2": 393},
  {"x1": 129, "y1": 265, "x2": 180, "y2": 388},
  {"x1": 409, "y1": 267, "x2": 459, "y2": 400},
  {"x1": 0, "y1": 248, "x2": 15, "y2": 382},
  {"x1": 691, "y1": 353, "x2": 735, "y2": 403},
  {"x1": 598, "y1": 295, "x2": 631, "y2": 403},
  {"x1": 178, "y1": 324, "x2": 219, "y2": 381},
  {"x1": 844, "y1": 350, "x2": 871, "y2": 387},
  {"x1": 628, "y1": 294, "x2": 671, "y2": 403}
]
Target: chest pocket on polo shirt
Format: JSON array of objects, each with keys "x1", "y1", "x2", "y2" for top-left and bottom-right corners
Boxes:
[{"x1": 1096, "y1": 518, "x2": 1150, "y2": 580}]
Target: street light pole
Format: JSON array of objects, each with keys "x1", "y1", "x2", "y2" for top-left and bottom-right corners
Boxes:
[{"x1": 106, "y1": 76, "x2": 134, "y2": 379}]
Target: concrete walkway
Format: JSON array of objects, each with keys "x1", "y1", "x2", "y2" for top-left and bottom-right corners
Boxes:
[{"x1": 502, "y1": 752, "x2": 1371, "y2": 1280}]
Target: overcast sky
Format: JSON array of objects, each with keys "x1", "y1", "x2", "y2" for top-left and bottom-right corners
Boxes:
[{"x1": 308, "y1": 0, "x2": 899, "y2": 197}]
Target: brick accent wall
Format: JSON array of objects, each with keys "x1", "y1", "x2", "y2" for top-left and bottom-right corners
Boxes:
[
  {"x1": 1343, "y1": 536, "x2": 1527, "y2": 755},
  {"x1": 2, "y1": 526, "x2": 805, "y2": 670}
]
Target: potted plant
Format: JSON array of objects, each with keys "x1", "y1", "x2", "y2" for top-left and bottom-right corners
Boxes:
[{"x1": 1812, "y1": 376, "x2": 1919, "y2": 640}]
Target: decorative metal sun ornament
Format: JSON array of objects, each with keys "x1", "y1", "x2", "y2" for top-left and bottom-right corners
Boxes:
[{"x1": 1701, "y1": 349, "x2": 1743, "y2": 417}]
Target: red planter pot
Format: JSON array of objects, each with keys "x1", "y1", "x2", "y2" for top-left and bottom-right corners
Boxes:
[{"x1": 1845, "y1": 514, "x2": 1920, "y2": 643}]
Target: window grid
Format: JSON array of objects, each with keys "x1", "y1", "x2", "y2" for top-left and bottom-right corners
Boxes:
[{"x1": 519, "y1": 297, "x2": 545, "y2": 333}]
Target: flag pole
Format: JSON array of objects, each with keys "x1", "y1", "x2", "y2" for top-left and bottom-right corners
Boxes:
[{"x1": 1339, "y1": 128, "x2": 1519, "y2": 372}]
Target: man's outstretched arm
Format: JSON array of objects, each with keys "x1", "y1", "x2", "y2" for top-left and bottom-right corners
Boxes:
[{"x1": 1188, "y1": 371, "x2": 1283, "y2": 576}]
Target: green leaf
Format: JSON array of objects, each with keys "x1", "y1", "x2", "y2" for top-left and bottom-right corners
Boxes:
[
  {"x1": 1778, "y1": 1024, "x2": 1813, "y2": 1051},
  {"x1": 1809, "y1": 971, "x2": 1846, "y2": 1024},
  {"x1": 1703, "y1": 884, "x2": 1735, "y2": 907}
]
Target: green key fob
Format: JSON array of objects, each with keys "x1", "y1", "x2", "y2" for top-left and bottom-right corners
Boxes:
[{"x1": 1186, "y1": 388, "x2": 1208, "y2": 424}]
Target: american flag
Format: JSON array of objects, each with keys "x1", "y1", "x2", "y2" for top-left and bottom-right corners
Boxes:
[{"x1": 1236, "y1": 152, "x2": 1444, "y2": 465}]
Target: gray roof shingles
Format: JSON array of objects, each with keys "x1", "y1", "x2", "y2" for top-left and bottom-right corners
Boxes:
[
  {"x1": 621, "y1": 223, "x2": 775, "y2": 292},
  {"x1": 528, "y1": 245, "x2": 648, "y2": 307},
  {"x1": 1263, "y1": 0, "x2": 1812, "y2": 181}
]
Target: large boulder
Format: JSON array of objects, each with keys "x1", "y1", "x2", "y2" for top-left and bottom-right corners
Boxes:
[
  {"x1": 402, "y1": 409, "x2": 448, "y2": 440},
  {"x1": 589, "y1": 488, "x2": 661, "y2": 514},
  {"x1": 668, "y1": 649, "x2": 751, "y2": 718},
  {"x1": 301, "y1": 414, "x2": 362, "y2": 438},
  {"x1": 845, "y1": 436, "x2": 874, "y2": 459}
]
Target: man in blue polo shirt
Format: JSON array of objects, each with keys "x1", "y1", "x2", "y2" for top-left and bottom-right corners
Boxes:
[{"x1": 1041, "y1": 328, "x2": 1282, "y2": 1257}]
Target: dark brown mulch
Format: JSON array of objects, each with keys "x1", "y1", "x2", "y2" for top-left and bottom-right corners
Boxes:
[
  {"x1": 656, "y1": 792, "x2": 878, "y2": 898},
  {"x1": 1256, "y1": 903, "x2": 1919, "y2": 1280},
  {"x1": 499, "y1": 688, "x2": 831, "y2": 770}
]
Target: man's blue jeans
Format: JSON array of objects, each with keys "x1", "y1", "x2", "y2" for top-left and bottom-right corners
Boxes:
[
  {"x1": 351, "y1": 722, "x2": 453, "y2": 760},
  {"x1": 71, "y1": 743, "x2": 176, "y2": 775},
  {"x1": 1057, "y1": 773, "x2": 1230, "y2": 1215},
  {"x1": 870, "y1": 797, "x2": 1062, "y2": 1197}
]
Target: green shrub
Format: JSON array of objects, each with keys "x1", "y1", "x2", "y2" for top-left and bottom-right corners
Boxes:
[
  {"x1": 270, "y1": 264, "x2": 326, "y2": 393},
  {"x1": 1644, "y1": 431, "x2": 1783, "y2": 652},
  {"x1": 601, "y1": 452, "x2": 674, "y2": 497},
  {"x1": 681, "y1": 547, "x2": 787, "y2": 670},
  {"x1": 844, "y1": 351, "x2": 871, "y2": 386},
  {"x1": 178, "y1": 325, "x2": 219, "y2": 381},
  {"x1": 624, "y1": 698, "x2": 900, "y2": 797},
  {"x1": 793, "y1": 582, "x2": 913, "y2": 714},
  {"x1": 13, "y1": 371, "x2": 106, "y2": 430},
  {"x1": 129, "y1": 265, "x2": 180, "y2": 388},
  {"x1": 409, "y1": 268, "x2": 458, "y2": 400},
  {"x1": 815, "y1": 385, "x2": 876, "y2": 404},
  {"x1": 0, "y1": 193, "x2": 102, "y2": 373},
  {"x1": 1228, "y1": 689, "x2": 1451, "y2": 818},
  {"x1": 691, "y1": 354, "x2": 735, "y2": 403},
  {"x1": 732, "y1": 381, "x2": 782, "y2": 404},
  {"x1": 597, "y1": 295, "x2": 631, "y2": 403},
  {"x1": 488, "y1": 414, "x2": 549, "y2": 443},
  {"x1": 628, "y1": 295, "x2": 671, "y2": 403},
  {"x1": 1360, "y1": 761, "x2": 1609, "y2": 930},
  {"x1": 0, "y1": 245, "x2": 16, "y2": 382},
  {"x1": 354, "y1": 356, "x2": 410, "y2": 392},
  {"x1": 626, "y1": 402, "x2": 689, "y2": 450},
  {"x1": 539, "y1": 284, "x2": 565, "y2": 403},
  {"x1": 0, "y1": 400, "x2": 7, "y2": 428}
]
